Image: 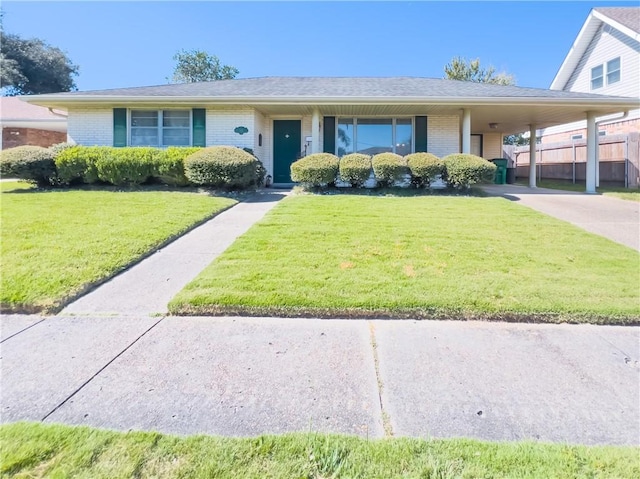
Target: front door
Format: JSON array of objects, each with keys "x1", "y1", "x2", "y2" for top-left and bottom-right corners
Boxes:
[{"x1": 273, "y1": 120, "x2": 301, "y2": 183}]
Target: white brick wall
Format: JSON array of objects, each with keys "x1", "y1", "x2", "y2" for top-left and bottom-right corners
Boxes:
[
  {"x1": 206, "y1": 107, "x2": 254, "y2": 149},
  {"x1": 67, "y1": 108, "x2": 113, "y2": 145},
  {"x1": 428, "y1": 116, "x2": 459, "y2": 157},
  {"x1": 253, "y1": 110, "x2": 271, "y2": 173}
]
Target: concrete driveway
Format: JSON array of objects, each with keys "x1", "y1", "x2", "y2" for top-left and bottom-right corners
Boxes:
[
  {"x1": 2, "y1": 315, "x2": 638, "y2": 445},
  {"x1": 481, "y1": 185, "x2": 640, "y2": 251}
]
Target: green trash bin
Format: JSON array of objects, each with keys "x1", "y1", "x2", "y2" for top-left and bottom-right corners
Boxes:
[{"x1": 490, "y1": 158, "x2": 508, "y2": 185}]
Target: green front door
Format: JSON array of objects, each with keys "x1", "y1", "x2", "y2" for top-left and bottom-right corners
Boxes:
[{"x1": 273, "y1": 120, "x2": 301, "y2": 183}]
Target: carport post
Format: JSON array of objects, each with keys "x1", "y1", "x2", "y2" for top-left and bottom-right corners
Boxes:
[
  {"x1": 529, "y1": 124, "x2": 537, "y2": 188},
  {"x1": 462, "y1": 109, "x2": 471, "y2": 153},
  {"x1": 311, "y1": 109, "x2": 320, "y2": 154},
  {"x1": 586, "y1": 112, "x2": 597, "y2": 194}
]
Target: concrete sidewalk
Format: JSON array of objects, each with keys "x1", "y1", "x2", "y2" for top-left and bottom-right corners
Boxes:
[
  {"x1": 1, "y1": 315, "x2": 638, "y2": 445},
  {"x1": 481, "y1": 184, "x2": 640, "y2": 250},
  {"x1": 61, "y1": 190, "x2": 288, "y2": 316}
]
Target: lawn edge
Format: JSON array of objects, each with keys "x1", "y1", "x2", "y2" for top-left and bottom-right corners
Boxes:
[
  {"x1": 168, "y1": 304, "x2": 640, "y2": 326},
  {"x1": 0, "y1": 200, "x2": 239, "y2": 316}
]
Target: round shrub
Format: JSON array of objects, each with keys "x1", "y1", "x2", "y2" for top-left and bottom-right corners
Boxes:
[
  {"x1": 406, "y1": 152, "x2": 444, "y2": 188},
  {"x1": 184, "y1": 146, "x2": 259, "y2": 189},
  {"x1": 339, "y1": 153, "x2": 371, "y2": 187},
  {"x1": 54, "y1": 146, "x2": 103, "y2": 185},
  {"x1": 153, "y1": 147, "x2": 201, "y2": 186},
  {"x1": 290, "y1": 153, "x2": 339, "y2": 187},
  {"x1": 0, "y1": 145, "x2": 57, "y2": 187},
  {"x1": 95, "y1": 147, "x2": 158, "y2": 186},
  {"x1": 371, "y1": 152, "x2": 408, "y2": 187},
  {"x1": 442, "y1": 153, "x2": 497, "y2": 190}
]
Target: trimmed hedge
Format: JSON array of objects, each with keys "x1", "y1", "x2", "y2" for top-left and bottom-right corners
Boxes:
[
  {"x1": 0, "y1": 146, "x2": 57, "y2": 187},
  {"x1": 442, "y1": 153, "x2": 497, "y2": 190},
  {"x1": 371, "y1": 152, "x2": 408, "y2": 187},
  {"x1": 290, "y1": 153, "x2": 339, "y2": 187},
  {"x1": 184, "y1": 146, "x2": 259, "y2": 189},
  {"x1": 54, "y1": 146, "x2": 102, "y2": 185},
  {"x1": 95, "y1": 147, "x2": 159, "y2": 186},
  {"x1": 339, "y1": 153, "x2": 371, "y2": 187},
  {"x1": 406, "y1": 152, "x2": 443, "y2": 188},
  {"x1": 155, "y1": 147, "x2": 200, "y2": 186}
]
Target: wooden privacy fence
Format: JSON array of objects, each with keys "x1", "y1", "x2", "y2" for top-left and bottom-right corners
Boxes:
[{"x1": 502, "y1": 132, "x2": 639, "y2": 188}]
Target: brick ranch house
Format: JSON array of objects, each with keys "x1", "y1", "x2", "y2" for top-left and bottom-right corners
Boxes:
[
  {"x1": 22, "y1": 77, "x2": 638, "y2": 192},
  {"x1": 1, "y1": 97, "x2": 67, "y2": 149}
]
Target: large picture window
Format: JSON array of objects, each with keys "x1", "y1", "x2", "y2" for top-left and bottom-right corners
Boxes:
[
  {"x1": 336, "y1": 118, "x2": 413, "y2": 157},
  {"x1": 131, "y1": 110, "x2": 191, "y2": 147}
]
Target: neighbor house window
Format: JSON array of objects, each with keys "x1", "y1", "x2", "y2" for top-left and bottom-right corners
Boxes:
[
  {"x1": 130, "y1": 110, "x2": 191, "y2": 147},
  {"x1": 571, "y1": 134, "x2": 583, "y2": 140},
  {"x1": 336, "y1": 118, "x2": 413, "y2": 157},
  {"x1": 591, "y1": 65, "x2": 604, "y2": 90},
  {"x1": 606, "y1": 57, "x2": 620, "y2": 85},
  {"x1": 590, "y1": 57, "x2": 621, "y2": 90}
]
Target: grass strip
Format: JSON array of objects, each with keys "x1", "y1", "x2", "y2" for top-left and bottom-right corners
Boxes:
[{"x1": 1, "y1": 422, "x2": 638, "y2": 479}]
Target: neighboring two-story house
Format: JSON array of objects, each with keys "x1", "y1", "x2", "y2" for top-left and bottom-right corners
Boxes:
[{"x1": 541, "y1": 6, "x2": 639, "y2": 142}]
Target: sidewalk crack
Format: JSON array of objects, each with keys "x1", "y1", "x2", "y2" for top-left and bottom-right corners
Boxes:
[
  {"x1": 41, "y1": 317, "x2": 164, "y2": 422},
  {"x1": 368, "y1": 321, "x2": 393, "y2": 437}
]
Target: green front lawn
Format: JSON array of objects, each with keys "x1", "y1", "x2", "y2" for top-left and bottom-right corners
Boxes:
[
  {"x1": 1, "y1": 184, "x2": 236, "y2": 312},
  {"x1": 170, "y1": 195, "x2": 639, "y2": 323},
  {"x1": 519, "y1": 180, "x2": 640, "y2": 202},
  {"x1": 2, "y1": 422, "x2": 637, "y2": 478}
]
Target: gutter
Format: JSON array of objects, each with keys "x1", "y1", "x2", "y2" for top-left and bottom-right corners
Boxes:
[{"x1": 21, "y1": 95, "x2": 639, "y2": 108}]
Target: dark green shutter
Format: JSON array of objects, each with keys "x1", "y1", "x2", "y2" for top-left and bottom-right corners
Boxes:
[
  {"x1": 323, "y1": 116, "x2": 336, "y2": 154},
  {"x1": 192, "y1": 109, "x2": 206, "y2": 147},
  {"x1": 113, "y1": 108, "x2": 127, "y2": 147},
  {"x1": 415, "y1": 116, "x2": 428, "y2": 152}
]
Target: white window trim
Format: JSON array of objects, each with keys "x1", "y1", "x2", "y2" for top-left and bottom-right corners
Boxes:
[
  {"x1": 129, "y1": 109, "x2": 192, "y2": 147},
  {"x1": 334, "y1": 117, "x2": 415, "y2": 156}
]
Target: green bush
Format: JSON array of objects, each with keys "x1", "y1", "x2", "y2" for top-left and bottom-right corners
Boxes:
[
  {"x1": 49, "y1": 142, "x2": 76, "y2": 155},
  {"x1": 371, "y1": 152, "x2": 408, "y2": 187},
  {"x1": 54, "y1": 146, "x2": 102, "y2": 184},
  {"x1": 184, "y1": 146, "x2": 259, "y2": 189},
  {"x1": 339, "y1": 153, "x2": 372, "y2": 187},
  {"x1": 154, "y1": 147, "x2": 200, "y2": 186},
  {"x1": 406, "y1": 152, "x2": 444, "y2": 188},
  {"x1": 290, "y1": 153, "x2": 339, "y2": 187},
  {"x1": 242, "y1": 148, "x2": 267, "y2": 187},
  {"x1": 0, "y1": 146, "x2": 57, "y2": 187},
  {"x1": 95, "y1": 147, "x2": 158, "y2": 186},
  {"x1": 442, "y1": 154, "x2": 497, "y2": 190}
]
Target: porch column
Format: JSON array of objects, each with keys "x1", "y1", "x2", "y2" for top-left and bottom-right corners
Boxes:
[
  {"x1": 462, "y1": 109, "x2": 471, "y2": 153},
  {"x1": 586, "y1": 111, "x2": 597, "y2": 194},
  {"x1": 311, "y1": 108, "x2": 320, "y2": 154},
  {"x1": 529, "y1": 124, "x2": 537, "y2": 188}
]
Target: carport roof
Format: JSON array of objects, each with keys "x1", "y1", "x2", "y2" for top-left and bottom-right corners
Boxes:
[{"x1": 23, "y1": 76, "x2": 640, "y2": 134}]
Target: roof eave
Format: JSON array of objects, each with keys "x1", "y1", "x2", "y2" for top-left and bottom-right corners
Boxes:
[{"x1": 22, "y1": 95, "x2": 638, "y2": 108}]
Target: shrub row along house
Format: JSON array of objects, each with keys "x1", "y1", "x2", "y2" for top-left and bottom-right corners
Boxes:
[{"x1": 23, "y1": 77, "x2": 638, "y2": 192}]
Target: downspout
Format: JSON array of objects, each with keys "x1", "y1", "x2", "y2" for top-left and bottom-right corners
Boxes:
[{"x1": 594, "y1": 111, "x2": 629, "y2": 187}]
